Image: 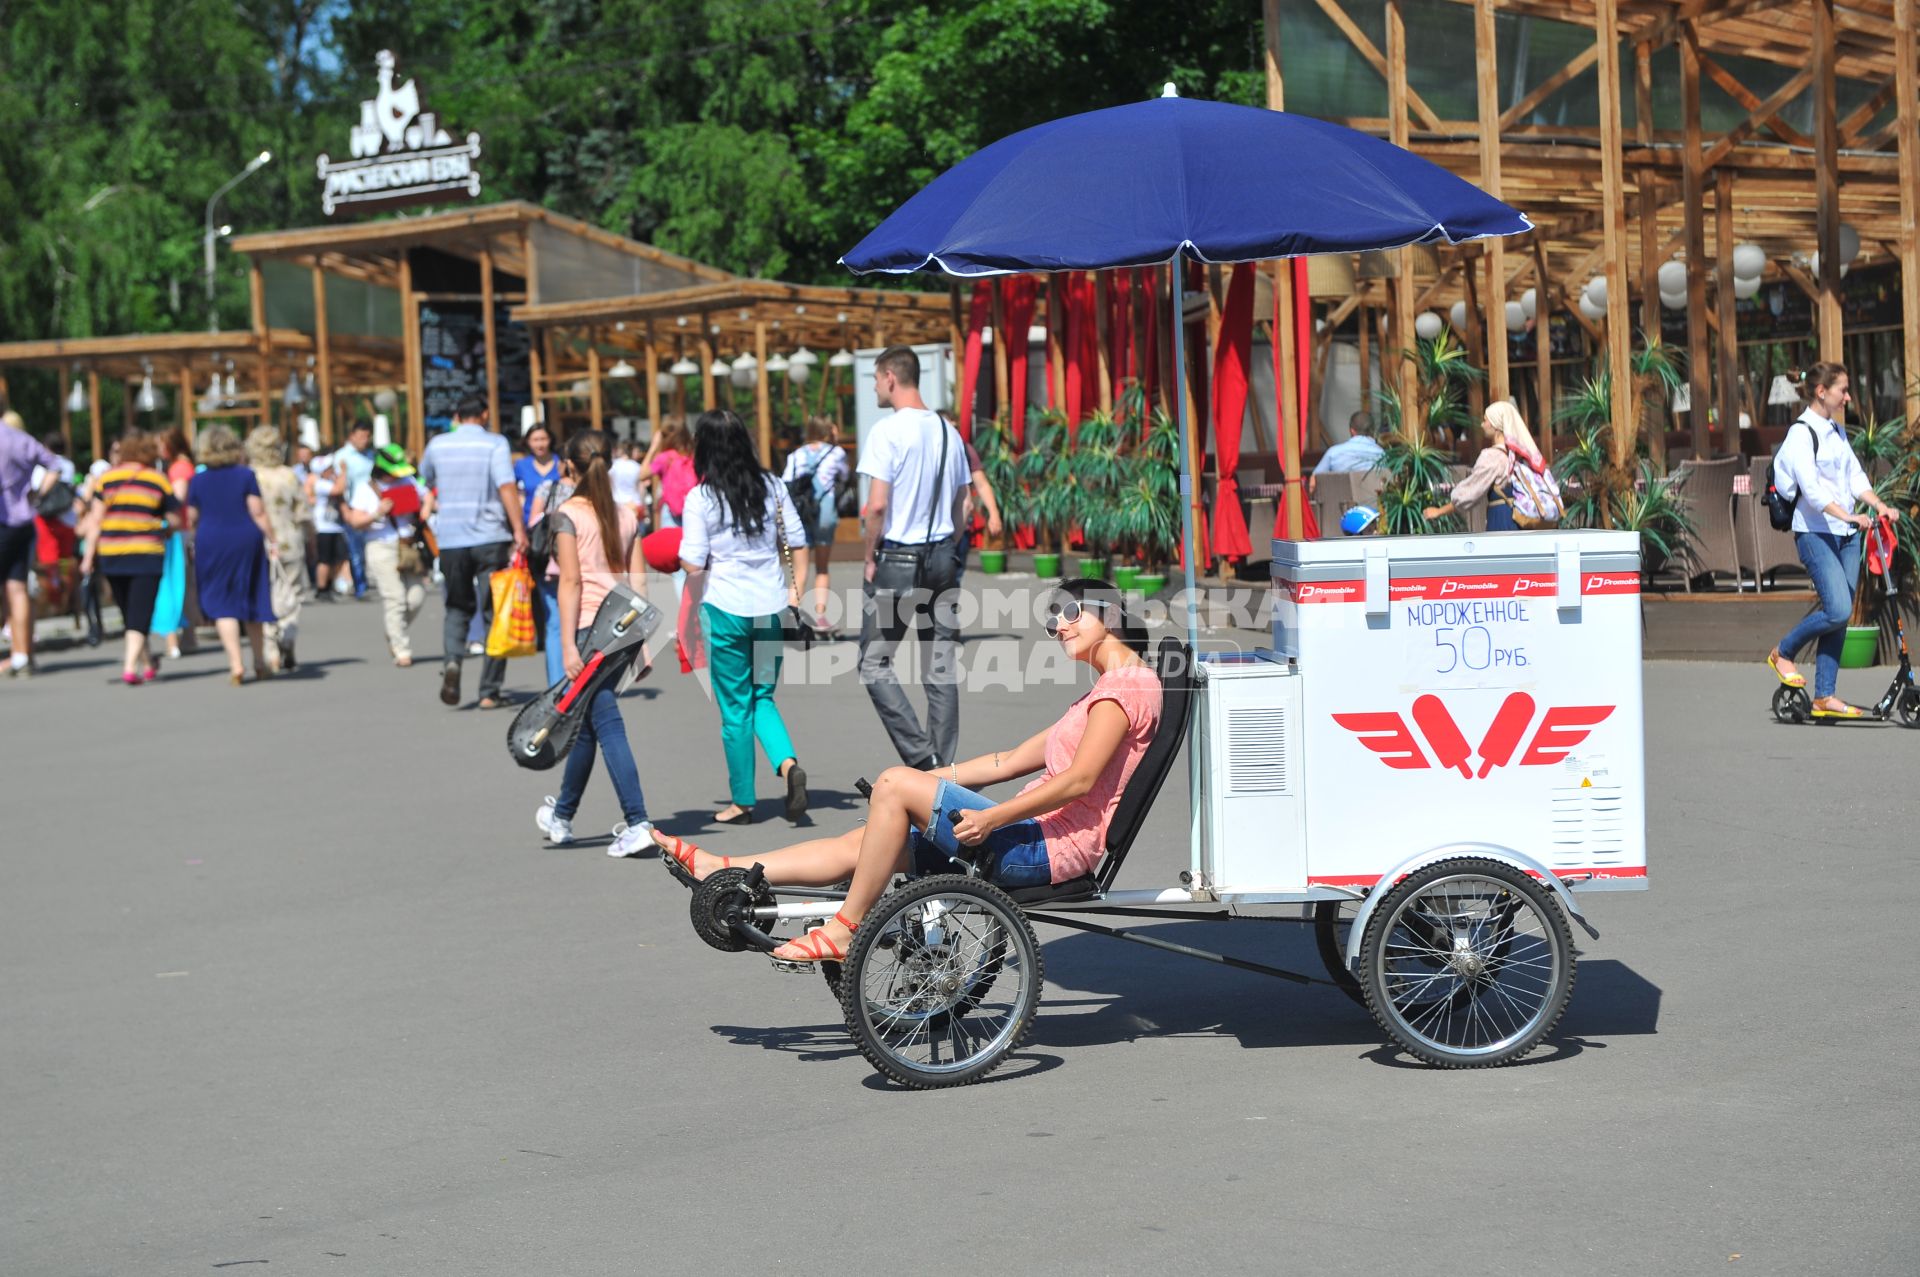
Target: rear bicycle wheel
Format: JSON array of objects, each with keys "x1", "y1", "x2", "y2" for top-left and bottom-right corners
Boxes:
[{"x1": 1359, "y1": 857, "x2": 1574, "y2": 1068}]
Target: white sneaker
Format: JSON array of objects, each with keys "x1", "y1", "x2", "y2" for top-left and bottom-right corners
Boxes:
[
  {"x1": 546, "y1": 816, "x2": 574, "y2": 846},
  {"x1": 534, "y1": 795, "x2": 558, "y2": 836},
  {"x1": 608, "y1": 821, "x2": 654, "y2": 858}
]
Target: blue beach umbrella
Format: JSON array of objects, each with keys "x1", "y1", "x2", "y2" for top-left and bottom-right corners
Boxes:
[{"x1": 841, "y1": 91, "x2": 1531, "y2": 649}]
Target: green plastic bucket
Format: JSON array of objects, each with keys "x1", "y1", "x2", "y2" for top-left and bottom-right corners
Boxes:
[{"x1": 1840, "y1": 626, "x2": 1879, "y2": 669}]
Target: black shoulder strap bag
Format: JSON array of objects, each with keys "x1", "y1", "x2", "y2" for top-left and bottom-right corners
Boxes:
[{"x1": 874, "y1": 414, "x2": 952, "y2": 590}]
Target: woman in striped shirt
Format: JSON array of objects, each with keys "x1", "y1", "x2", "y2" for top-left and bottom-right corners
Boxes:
[{"x1": 78, "y1": 431, "x2": 182, "y2": 684}]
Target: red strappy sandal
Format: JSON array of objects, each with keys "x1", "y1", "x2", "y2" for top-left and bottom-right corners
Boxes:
[
  {"x1": 655, "y1": 832, "x2": 729, "y2": 887},
  {"x1": 776, "y1": 910, "x2": 859, "y2": 964}
]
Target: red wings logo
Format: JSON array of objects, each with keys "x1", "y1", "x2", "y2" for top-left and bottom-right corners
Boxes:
[{"x1": 1333, "y1": 693, "x2": 1613, "y2": 779}]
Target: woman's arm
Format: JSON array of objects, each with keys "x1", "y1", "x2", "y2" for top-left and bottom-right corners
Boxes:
[
  {"x1": 948, "y1": 725, "x2": 1050, "y2": 790},
  {"x1": 77, "y1": 499, "x2": 103, "y2": 572},
  {"x1": 246, "y1": 493, "x2": 276, "y2": 556},
  {"x1": 953, "y1": 701, "x2": 1132, "y2": 844},
  {"x1": 625, "y1": 522, "x2": 646, "y2": 593},
  {"x1": 556, "y1": 529, "x2": 585, "y2": 676},
  {"x1": 1425, "y1": 448, "x2": 1504, "y2": 520}
]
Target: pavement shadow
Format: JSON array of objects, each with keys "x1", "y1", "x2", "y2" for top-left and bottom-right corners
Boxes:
[{"x1": 1029, "y1": 925, "x2": 1383, "y2": 1054}]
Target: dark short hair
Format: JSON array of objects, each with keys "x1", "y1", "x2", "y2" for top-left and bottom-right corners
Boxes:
[
  {"x1": 455, "y1": 394, "x2": 487, "y2": 421},
  {"x1": 1054, "y1": 577, "x2": 1147, "y2": 655},
  {"x1": 348, "y1": 417, "x2": 373, "y2": 435},
  {"x1": 874, "y1": 346, "x2": 920, "y2": 388},
  {"x1": 1348, "y1": 411, "x2": 1375, "y2": 436}
]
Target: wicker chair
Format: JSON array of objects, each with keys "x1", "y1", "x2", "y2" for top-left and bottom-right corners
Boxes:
[
  {"x1": 1739, "y1": 455, "x2": 1803, "y2": 591},
  {"x1": 1312, "y1": 470, "x2": 1358, "y2": 537},
  {"x1": 1670, "y1": 456, "x2": 1742, "y2": 592}
]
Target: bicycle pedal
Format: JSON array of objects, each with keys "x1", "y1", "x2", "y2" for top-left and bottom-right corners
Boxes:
[{"x1": 767, "y1": 955, "x2": 812, "y2": 975}]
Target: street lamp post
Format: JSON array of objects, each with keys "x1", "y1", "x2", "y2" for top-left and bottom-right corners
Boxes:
[{"x1": 204, "y1": 150, "x2": 273, "y2": 333}]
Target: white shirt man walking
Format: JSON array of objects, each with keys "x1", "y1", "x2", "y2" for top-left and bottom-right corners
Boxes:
[{"x1": 857, "y1": 347, "x2": 972, "y2": 769}]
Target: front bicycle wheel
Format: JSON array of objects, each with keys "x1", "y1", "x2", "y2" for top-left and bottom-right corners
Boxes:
[
  {"x1": 1359, "y1": 857, "x2": 1574, "y2": 1068},
  {"x1": 840, "y1": 876, "x2": 1042, "y2": 1089}
]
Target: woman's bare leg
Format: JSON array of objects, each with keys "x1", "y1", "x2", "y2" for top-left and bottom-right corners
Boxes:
[
  {"x1": 811, "y1": 539, "x2": 834, "y2": 622},
  {"x1": 655, "y1": 824, "x2": 864, "y2": 884},
  {"x1": 772, "y1": 766, "x2": 938, "y2": 959},
  {"x1": 246, "y1": 621, "x2": 267, "y2": 674},
  {"x1": 123, "y1": 628, "x2": 147, "y2": 678},
  {"x1": 215, "y1": 617, "x2": 243, "y2": 677}
]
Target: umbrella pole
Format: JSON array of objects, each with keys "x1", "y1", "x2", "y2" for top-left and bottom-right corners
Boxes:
[{"x1": 1172, "y1": 255, "x2": 1200, "y2": 655}]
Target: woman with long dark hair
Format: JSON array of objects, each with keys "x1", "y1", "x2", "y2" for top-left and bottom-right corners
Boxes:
[
  {"x1": 532, "y1": 429, "x2": 656, "y2": 856},
  {"x1": 652, "y1": 579, "x2": 1162, "y2": 964},
  {"x1": 675, "y1": 410, "x2": 810, "y2": 826}
]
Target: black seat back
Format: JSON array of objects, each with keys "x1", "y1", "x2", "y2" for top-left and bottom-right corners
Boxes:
[{"x1": 1095, "y1": 637, "x2": 1195, "y2": 893}]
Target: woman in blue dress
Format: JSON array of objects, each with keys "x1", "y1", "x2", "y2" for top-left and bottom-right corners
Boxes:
[{"x1": 188, "y1": 425, "x2": 278, "y2": 684}]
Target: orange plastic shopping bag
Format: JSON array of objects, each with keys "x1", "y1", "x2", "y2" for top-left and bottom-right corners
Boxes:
[{"x1": 485, "y1": 553, "x2": 538, "y2": 659}]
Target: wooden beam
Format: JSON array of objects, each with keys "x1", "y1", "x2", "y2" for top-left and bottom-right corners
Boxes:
[
  {"x1": 398, "y1": 250, "x2": 423, "y2": 455},
  {"x1": 1700, "y1": 66, "x2": 1814, "y2": 172},
  {"x1": 1388, "y1": 0, "x2": 1421, "y2": 439},
  {"x1": 1899, "y1": 0, "x2": 1920, "y2": 438},
  {"x1": 1813, "y1": 0, "x2": 1844, "y2": 359},
  {"x1": 1094, "y1": 272, "x2": 1113, "y2": 414},
  {"x1": 1501, "y1": 40, "x2": 1600, "y2": 131},
  {"x1": 1839, "y1": 81, "x2": 1895, "y2": 146},
  {"x1": 643, "y1": 331, "x2": 660, "y2": 441},
  {"x1": 479, "y1": 247, "x2": 499, "y2": 432},
  {"x1": 990, "y1": 282, "x2": 1010, "y2": 421},
  {"x1": 1595, "y1": 0, "x2": 1639, "y2": 466},
  {"x1": 311, "y1": 265, "x2": 333, "y2": 448},
  {"x1": 699, "y1": 329, "x2": 716, "y2": 411},
  {"x1": 1716, "y1": 169, "x2": 1741, "y2": 444},
  {"x1": 754, "y1": 320, "x2": 771, "y2": 467},
  {"x1": 1532, "y1": 233, "x2": 1554, "y2": 459},
  {"x1": 1046, "y1": 275, "x2": 1066, "y2": 413},
  {"x1": 1681, "y1": 24, "x2": 1713, "y2": 461},
  {"x1": 86, "y1": 371, "x2": 99, "y2": 460},
  {"x1": 1311, "y1": 0, "x2": 1447, "y2": 132},
  {"x1": 257, "y1": 352, "x2": 271, "y2": 435},
  {"x1": 1636, "y1": 40, "x2": 1668, "y2": 470},
  {"x1": 1463, "y1": 250, "x2": 1487, "y2": 420},
  {"x1": 1476, "y1": 0, "x2": 1509, "y2": 403},
  {"x1": 179, "y1": 368, "x2": 194, "y2": 443},
  {"x1": 248, "y1": 260, "x2": 267, "y2": 341},
  {"x1": 588, "y1": 341, "x2": 603, "y2": 433},
  {"x1": 1696, "y1": 51, "x2": 1813, "y2": 148}
]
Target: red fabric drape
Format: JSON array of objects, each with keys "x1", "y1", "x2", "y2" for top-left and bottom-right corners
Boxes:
[
  {"x1": 1001, "y1": 276, "x2": 1039, "y2": 446},
  {"x1": 1208, "y1": 263, "x2": 1255, "y2": 562},
  {"x1": 958, "y1": 282, "x2": 990, "y2": 439}
]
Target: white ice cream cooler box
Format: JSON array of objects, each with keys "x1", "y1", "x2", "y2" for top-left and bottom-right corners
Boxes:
[{"x1": 1192, "y1": 529, "x2": 1648, "y2": 901}]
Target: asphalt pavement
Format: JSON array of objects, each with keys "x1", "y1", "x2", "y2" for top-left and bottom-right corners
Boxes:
[{"x1": 3, "y1": 571, "x2": 1914, "y2": 1275}]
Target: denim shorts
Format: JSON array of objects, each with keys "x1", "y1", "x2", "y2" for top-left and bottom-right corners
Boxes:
[{"x1": 910, "y1": 779, "x2": 1053, "y2": 889}]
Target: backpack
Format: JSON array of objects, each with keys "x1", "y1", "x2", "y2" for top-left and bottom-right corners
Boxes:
[
  {"x1": 784, "y1": 444, "x2": 826, "y2": 533},
  {"x1": 1764, "y1": 420, "x2": 1813, "y2": 532},
  {"x1": 1508, "y1": 454, "x2": 1563, "y2": 529}
]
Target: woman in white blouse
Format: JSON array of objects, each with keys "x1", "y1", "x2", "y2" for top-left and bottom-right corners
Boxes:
[
  {"x1": 677, "y1": 410, "x2": 812, "y2": 825},
  {"x1": 1766, "y1": 362, "x2": 1894, "y2": 716}
]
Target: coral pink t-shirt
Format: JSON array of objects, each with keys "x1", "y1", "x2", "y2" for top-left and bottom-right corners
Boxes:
[
  {"x1": 650, "y1": 451, "x2": 697, "y2": 518},
  {"x1": 1019, "y1": 662, "x2": 1163, "y2": 882}
]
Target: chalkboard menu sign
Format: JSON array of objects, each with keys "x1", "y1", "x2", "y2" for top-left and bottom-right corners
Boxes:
[{"x1": 419, "y1": 301, "x2": 531, "y2": 431}]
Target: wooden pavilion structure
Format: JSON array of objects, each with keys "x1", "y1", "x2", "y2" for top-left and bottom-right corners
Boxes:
[{"x1": 1261, "y1": 0, "x2": 1920, "y2": 493}]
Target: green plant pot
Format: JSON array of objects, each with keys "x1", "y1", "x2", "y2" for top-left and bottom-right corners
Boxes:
[
  {"x1": 1113, "y1": 565, "x2": 1140, "y2": 591},
  {"x1": 1132, "y1": 573, "x2": 1168, "y2": 598},
  {"x1": 1840, "y1": 626, "x2": 1880, "y2": 669},
  {"x1": 1077, "y1": 557, "x2": 1110, "y2": 579},
  {"x1": 1032, "y1": 552, "x2": 1062, "y2": 579},
  {"x1": 978, "y1": 550, "x2": 1007, "y2": 575}
]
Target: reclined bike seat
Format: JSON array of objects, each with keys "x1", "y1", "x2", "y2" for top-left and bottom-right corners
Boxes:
[{"x1": 1001, "y1": 637, "x2": 1195, "y2": 906}]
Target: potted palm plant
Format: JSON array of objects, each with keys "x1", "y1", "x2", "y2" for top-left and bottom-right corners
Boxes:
[
  {"x1": 1022, "y1": 411, "x2": 1073, "y2": 577},
  {"x1": 1372, "y1": 429, "x2": 1463, "y2": 535},
  {"x1": 1068, "y1": 412, "x2": 1125, "y2": 576},
  {"x1": 972, "y1": 416, "x2": 1019, "y2": 575}
]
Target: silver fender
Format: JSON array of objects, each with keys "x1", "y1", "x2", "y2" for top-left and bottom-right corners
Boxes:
[{"x1": 1342, "y1": 842, "x2": 1600, "y2": 975}]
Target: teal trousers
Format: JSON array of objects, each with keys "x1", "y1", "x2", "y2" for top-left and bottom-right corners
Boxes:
[{"x1": 702, "y1": 603, "x2": 796, "y2": 807}]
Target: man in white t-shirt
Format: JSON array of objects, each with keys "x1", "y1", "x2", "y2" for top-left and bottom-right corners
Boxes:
[{"x1": 856, "y1": 346, "x2": 973, "y2": 769}]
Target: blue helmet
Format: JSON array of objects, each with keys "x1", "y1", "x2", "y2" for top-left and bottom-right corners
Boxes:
[{"x1": 1340, "y1": 505, "x2": 1380, "y2": 536}]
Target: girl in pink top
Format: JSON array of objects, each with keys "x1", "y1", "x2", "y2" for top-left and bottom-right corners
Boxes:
[
  {"x1": 642, "y1": 420, "x2": 697, "y2": 525},
  {"x1": 532, "y1": 430, "x2": 656, "y2": 859},
  {"x1": 653, "y1": 578, "x2": 1163, "y2": 964}
]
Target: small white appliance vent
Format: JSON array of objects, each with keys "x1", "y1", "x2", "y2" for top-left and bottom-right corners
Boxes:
[{"x1": 1226, "y1": 706, "x2": 1288, "y2": 794}]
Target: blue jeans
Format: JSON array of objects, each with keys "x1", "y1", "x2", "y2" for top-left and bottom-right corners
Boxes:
[
  {"x1": 343, "y1": 527, "x2": 368, "y2": 597},
  {"x1": 910, "y1": 780, "x2": 1052, "y2": 888},
  {"x1": 553, "y1": 629, "x2": 648, "y2": 826},
  {"x1": 1778, "y1": 530, "x2": 1862, "y2": 698},
  {"x1": 539, "y1": 577, "x2": 564, "y2": 687}
]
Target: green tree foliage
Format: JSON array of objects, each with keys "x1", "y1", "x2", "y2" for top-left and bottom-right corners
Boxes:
[{"x1": 1, "y1": 0, "x2": 1269, "y2": 421}]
